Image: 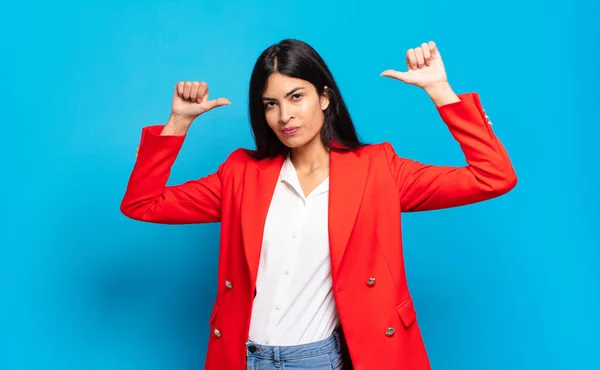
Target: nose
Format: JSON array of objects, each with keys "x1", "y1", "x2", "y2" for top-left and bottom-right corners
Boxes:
[{"x1": 279, "y1": 103, "x2": 294, "y2": 124}]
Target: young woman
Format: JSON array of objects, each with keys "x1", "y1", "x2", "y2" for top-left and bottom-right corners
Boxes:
[{"x1": 121, "y1": 39, "x2": 517, "y2": 370}]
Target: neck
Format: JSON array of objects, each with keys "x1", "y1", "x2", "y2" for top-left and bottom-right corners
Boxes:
[{"x1": 289, "y1": 136, "x2": 330, "y2": 174}]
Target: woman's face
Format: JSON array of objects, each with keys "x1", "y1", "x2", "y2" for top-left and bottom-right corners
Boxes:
[{"x1": 261, "y1": 73, "x2": 329, "y2": 149}]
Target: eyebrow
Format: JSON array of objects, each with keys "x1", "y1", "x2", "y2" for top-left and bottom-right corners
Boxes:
[{"x1": 262, "y1": 87, "x2": 305, "y2": 101}]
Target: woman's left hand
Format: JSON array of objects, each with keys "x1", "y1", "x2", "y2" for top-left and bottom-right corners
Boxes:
[{"x1": 380, "y1": 41, "x2": 448, "y2": 90}]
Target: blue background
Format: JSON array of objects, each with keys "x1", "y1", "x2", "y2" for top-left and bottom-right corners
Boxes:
[{"x1": 1, "y1": 1, "x2": 598, "y2": 369}]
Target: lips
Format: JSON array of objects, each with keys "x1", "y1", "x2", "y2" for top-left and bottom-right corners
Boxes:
[{"x1": 282, "y1": 127, "x2": 301, "y2": 136}]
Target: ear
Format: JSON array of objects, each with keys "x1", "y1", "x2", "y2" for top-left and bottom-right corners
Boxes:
[{"x1": 320, "y1": 86, "x2": 330, "y2": 110}]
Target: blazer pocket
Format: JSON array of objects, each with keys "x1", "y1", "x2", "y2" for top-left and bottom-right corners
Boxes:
[
  {"x1": 396, "y1": 296, "x2": 417, "y2": 328},
  {"x1": 208, "y1": 302, "x2": 219, "y2": 326}
]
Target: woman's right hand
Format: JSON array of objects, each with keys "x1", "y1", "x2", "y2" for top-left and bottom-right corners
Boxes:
[{"x1": 171, "y1": 81, "x2": 231, "y2": 123}]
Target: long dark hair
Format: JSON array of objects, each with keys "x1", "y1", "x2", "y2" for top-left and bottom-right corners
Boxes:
[{"x1": 248, "y1": 39, "x2": 363, "y2": 159}]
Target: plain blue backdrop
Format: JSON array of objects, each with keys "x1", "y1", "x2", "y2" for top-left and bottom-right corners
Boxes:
[{"x1": 1, "y1": 1, "x2": 598, "y2": 369}]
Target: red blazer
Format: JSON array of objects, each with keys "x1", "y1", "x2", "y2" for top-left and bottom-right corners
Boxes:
[{"x1": 121, "y1": 92, "x2": 517, "y2": 370}]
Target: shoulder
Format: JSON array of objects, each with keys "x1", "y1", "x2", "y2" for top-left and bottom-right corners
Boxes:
[
  {"x1": 217, "y1": 147, "x2": 270, "y2": 177},
  {"x1": 218, "y1": 148, "x2": 256, "y2": 170},
  {"x1": 353, "y1": 142, "x2": 398, "y2": 162},
  {"x1": 224, "y1": 147, "x2": 256, "y2": 163}
]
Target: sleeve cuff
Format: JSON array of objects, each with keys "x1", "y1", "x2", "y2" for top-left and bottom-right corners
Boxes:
[
  {"x1": 138, "y1": 124, "x2": 186, "y2": 154},
  {"x1": 436, "y1": 92, "x2": 493, "y2": 127}
]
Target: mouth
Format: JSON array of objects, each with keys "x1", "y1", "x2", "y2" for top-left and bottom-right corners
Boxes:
[{"x1": 282, "y1": 126, "x2": 301, "y2": 136}]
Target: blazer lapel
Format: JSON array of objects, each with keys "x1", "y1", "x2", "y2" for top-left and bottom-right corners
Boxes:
[
  {"x1": 239, "y1": 148, "x2": 369, "y2": 285},
  {"x1": 328, "y1": 149, "x2": 369, "y2": 275},
  {"x1": 240, "y1": 154, "x2": 285, "y2": 286}
]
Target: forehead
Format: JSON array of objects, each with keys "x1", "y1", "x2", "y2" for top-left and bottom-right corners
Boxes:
[{"x1": 263, "y1": 73, "x2": 314, "y2": 96}]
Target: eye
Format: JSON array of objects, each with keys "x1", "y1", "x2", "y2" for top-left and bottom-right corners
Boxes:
[
  {"x1": 263, "y1": 102, "x2": 276, "y2": 109},
  {"x1": 291, "y1": 93, "x2": 303, "y2": 100}
]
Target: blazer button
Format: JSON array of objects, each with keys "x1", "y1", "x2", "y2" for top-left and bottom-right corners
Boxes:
[
  {"x1": 484, "y1": 110, "x2": 493, "y2": 126},
  {"x1": 366, "y1": 277, "x2": 376, "y2": 286},
  {"x1": 213, "y1": 328, "x2": 222, "y2": 338},
  {"x1": 385, "y1": 327, "x2": 395, "y2": 337},
  {"x1": 225, "y1": 280, "x2": 233, "y2": 289}
]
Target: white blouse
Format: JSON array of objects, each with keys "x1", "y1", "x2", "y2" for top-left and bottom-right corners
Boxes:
[{"x1": 247, "y1": 154, "x2": 339, "y2": 346}]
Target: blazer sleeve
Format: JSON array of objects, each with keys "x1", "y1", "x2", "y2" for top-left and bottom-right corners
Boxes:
[
  {"x1": 382, "y1": 92, "x2": 517, "y2": 212},
  {"x1": 120, "y1": 125, "x2": 232, "y2": 224}
]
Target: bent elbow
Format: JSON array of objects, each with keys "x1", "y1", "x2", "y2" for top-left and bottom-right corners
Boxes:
[
  {"x1": 506, "y1": 171, "x2": 518, "y2": 191},
  {"x1": 120, "y1": 198, "x2": 140, "y2": 221},
  {"x1": 476, "y1": 165, "x2": 517, "y2": 198},
  {"x1": 494, "y1": 168, "x2": 518, "y2": 196},
  {"x1": 120, "y1": 202, "x2": 132, "y2": 219}
]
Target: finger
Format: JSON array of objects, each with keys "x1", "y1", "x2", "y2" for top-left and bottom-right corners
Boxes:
[
  {"x1": 197, "y1": 82, "x2": 208, "y2": 103},
  {"x1": 206, "y1": 97, "x2": 231, "y2": 110},
  {"x1": 421, "y1": 43, "x2": 432, "y2": 65},
  {"x1": 190, "y1": 82, "x2": 200, "y2": 101},
  {"x1": 380, "y1": 70, "x2": 409, "y2": 82},
  {"x1": 176, "y1": 82, "x2": 185, "y2": 97},
  {"x1": 183, "y1": 81, "x2": 192, "y2": 100},
  {"x1": 415, "y1": 47, "x2": 425, "y2": 68},
  {"x1": 428, "y1": 41, "x2": 438, "y2": 59},
  {"x1": 406, "y1": 49, "x2": 417, "y2": 70}
]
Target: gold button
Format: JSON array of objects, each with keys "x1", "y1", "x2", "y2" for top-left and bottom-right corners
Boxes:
[
  {"x1": 225, "y1": 280, "x2": 233, "y2": 289},
  {"x1": 484, "y1": 110, "x2": 493, "y2": 126},
  {"x1": 385, "y1": 327, "x2": 395, "y2": 337},
  {"x1": 213, "y1": 328, "x2": 222, "y2": 338},
  {"x1": 366, "y1": 277, "x2": 376, "y2": 286}
]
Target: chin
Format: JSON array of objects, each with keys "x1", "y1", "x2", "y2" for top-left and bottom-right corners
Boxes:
[
  {"x1": 277, "y1": 134, "x2": 308, "y2": 149},
  {"x1": 280, "y1": 139, "x2": 305, "y2": 149}
]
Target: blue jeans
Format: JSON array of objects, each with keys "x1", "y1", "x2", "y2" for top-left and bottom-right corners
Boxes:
[{"x1": 245, "y1": 328, "x2": 345, "y2": 369}]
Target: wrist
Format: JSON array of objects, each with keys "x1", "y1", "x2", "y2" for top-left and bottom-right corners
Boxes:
[
  {"x1": 424, "y1": 81, "x2": 460, "y2": 106},
  {"x1": 161, "y1": 114, "x2": 193, "y2": 136}
]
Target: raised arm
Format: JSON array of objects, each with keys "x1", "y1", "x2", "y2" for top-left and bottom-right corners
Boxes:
[
  {"x1": 120, "y1": 81, "x2": 232, "y2": 223},
  {"x1": 382, "y1": 92, "x2": 516, "y2": 212},
  {"x1": 380, "y1": 41, "x2": 517, "y2": 212}
]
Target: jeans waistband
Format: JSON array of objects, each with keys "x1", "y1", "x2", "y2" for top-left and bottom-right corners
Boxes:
[{"x1": 246, "y1": 327, "x2": 342, "y2": 360}]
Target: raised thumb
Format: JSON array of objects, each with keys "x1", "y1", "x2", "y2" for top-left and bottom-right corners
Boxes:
[
  {"x1": 207, "y1": 98, "x2": 231, "y2": 110},
  {"x1": 380, "y1": 70, "x2": 409, "y2": 82}
]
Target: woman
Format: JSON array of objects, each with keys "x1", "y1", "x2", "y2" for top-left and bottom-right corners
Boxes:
[{"x1": 121, "y1": 39, "x2": 517, "y2": 370}]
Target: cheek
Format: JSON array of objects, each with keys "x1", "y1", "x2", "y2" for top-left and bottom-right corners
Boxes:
[
  {"x1": 264, "y1": 110, "x2": 279, "y2": 129},
  {"x1": 264, "y1": 112, "x2": 288, "y2": 141},
  {"x1": 304, "y1": 102, "x2": 325, "y2": 130}
]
